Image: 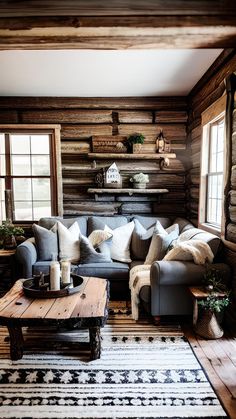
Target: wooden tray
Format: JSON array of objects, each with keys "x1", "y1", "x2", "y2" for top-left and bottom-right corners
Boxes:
[{"x1": 23, "y1": 273, "x2": 84, "y2": 299}]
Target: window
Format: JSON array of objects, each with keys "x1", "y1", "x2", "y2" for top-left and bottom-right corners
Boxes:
[
  {"x1": 206, "y1": 118, "x2": 224, "y2": 226},
  {"x1": 0, "y1": 125, "x2": 62, "y2": 222},
  {"x1": 199, "y1": 96, "x2": 225, "y2": 233}
]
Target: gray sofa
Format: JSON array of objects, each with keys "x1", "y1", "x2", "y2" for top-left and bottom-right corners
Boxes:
[{"x1": 16, "y1": 215, "x2": 230, "y2": 316}]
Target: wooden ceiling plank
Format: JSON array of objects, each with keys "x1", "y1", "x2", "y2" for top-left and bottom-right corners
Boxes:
[{"x1": 0, "y1": 1, "x2": 235, "y2": 17}]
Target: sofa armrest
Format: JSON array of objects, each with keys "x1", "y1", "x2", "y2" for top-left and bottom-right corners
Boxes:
[
  {"x1": 16, "y1": 238, "x2": 37, "y2": 278},
  {"x1": 150, "y1": 260, "x2": 230, "y2": 314},
  {"x1": 150, "y1": 261, "x2": 230, "y2": 286}
]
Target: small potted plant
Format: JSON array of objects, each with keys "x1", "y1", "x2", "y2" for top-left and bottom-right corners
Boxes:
[
  {"x1": 196, "y1": 295, "x2": 230, "y2": 339},
  {"x1": 202, "y1": 264, "x2": 228, "y2": 293},
  {"x1": 130, "y1": 173, "x2": 149, "y2": 189},
  {"x1": 0, "y1": 219, "x2": 25, "y2": 249},
  {"x1": 125, "y1": 133, "x2": 145, "y2": 154}
]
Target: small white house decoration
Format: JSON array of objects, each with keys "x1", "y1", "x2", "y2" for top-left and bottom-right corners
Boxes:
[{"x1": 104, "y1": 163, "x2": 122, "y2": 188}]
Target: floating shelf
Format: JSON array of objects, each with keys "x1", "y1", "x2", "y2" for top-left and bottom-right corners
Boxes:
[
  {"x1": 87, "y1": 152, "x2": 176, "y2": 169},
  {"x1": 88, "y1": 188, "x2": 169, "y2": 196},
  {"x1": 87, "y1": 153, "x2": 176, "y2": 160}
]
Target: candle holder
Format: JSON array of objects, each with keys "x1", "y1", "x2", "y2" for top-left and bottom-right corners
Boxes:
[{"x1": 22, "y1": 273, "x2": 84, "y2": 299}]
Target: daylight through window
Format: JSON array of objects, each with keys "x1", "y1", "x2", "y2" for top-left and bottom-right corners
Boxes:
[
  {"x1": 0, "y1": 127, "x2": 62, "y2": 222},
  {"x1": 206, "y1": 118, "x2": 224, "y2": 226}
]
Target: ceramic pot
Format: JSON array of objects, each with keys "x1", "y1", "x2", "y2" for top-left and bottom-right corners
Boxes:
[
  {"x1": 4, "y1": 235, "x2": 17, "y2": 249},
  {"x1": 133, "y1": 182, "x2": 147, "y2": 189}
]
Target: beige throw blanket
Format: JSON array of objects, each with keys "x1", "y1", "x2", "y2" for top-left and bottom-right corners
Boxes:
[
  {"x1": 129, "y1": 239, "x2": 213, "y2": 320},
  {"x1": 164, "y1": 239, "x2": 214, "y2": 264},
  {"x1": 129, "y1": 265, "x2": 151, "y2": 321}
]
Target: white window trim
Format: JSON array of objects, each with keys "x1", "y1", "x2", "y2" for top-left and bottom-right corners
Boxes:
[{"x1": 199, "y1": 100, "x2": 226, "y2": 237}]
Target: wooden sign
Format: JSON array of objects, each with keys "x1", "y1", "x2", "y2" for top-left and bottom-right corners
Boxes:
[{"x1": 92, "y1": 136, "x2": 127, "y2": 153}]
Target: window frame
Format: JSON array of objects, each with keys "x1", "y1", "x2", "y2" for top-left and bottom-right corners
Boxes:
[
  {"x1": 199, "y1": 110, "x2": 225, "y2": 236},
  {"x1": 0, "y1": 124, "x2": 62, "y2": 224}
]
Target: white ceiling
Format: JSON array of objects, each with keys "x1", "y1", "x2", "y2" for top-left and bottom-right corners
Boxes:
[{"x1": 0, "y1": 49, "x2": 222, "y2": 97}]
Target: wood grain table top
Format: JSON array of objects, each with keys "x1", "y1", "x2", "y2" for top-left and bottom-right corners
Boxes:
[
  {"x1": 0, "y1": 277, "x2": 108, "y2": 322},
  {"x1": 188, "y1": 286, "x2": 227, "y2": 299},
  {"x1": 0, "y1": 249, "x2": 16, "y2": 257}
]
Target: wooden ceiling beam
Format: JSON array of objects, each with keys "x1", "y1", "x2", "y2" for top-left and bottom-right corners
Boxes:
[
  {"x1": 0, "y1": 15, "x2": 235, "y2": 49},
  {"x1": 0, "y1": 1, "x2": 235, "y2": 17},
  {"x1": 0, "y1": 96, "x2": 188, "y2": 110}
]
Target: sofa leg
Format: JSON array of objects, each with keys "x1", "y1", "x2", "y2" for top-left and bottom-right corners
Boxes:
[{"x1": 153, "y1": 316, "x2": 161, "y2": 325}]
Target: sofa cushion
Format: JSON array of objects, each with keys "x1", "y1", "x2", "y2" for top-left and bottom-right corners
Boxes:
[
  {"x1": 105, "y1": 221, "x2": 134, "y2": 263},
  {"x1": 131, "y1": 219, "x2": 155, "y2": 260},
  {"x1": 79, "y1": 235, "x2": 112, "y2": 264},
  {"x1": 39, "y1": 216, "x2": 88, "y2": 236},
  {"x1": 145, "y1": 222, "x2": 179, "y2": 264},
  {"x1": 32, "y1": 223, "x2": 58, "y2": 261},
  {"x1": 134, "y1": 215, "x2": 171, "y2": 230},
  {"x1": 87, "y1": 216, "x2": 128, "y2": 235},
  {"x1": 174, "y1": 217, "x2": 195, "y2": 233},
  {"x1": 76, "y1": 262, "x2": 129, "y2": 280},
  {"x1": 57, "y1": 221, "x2": 80, "y2": 263}
]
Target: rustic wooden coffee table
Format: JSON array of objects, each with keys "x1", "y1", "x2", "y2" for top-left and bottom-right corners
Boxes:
[{"x1": 0, "y1": 277, "x2": 108, "y2": 361}]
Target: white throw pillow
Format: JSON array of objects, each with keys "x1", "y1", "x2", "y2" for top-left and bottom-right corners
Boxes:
[
  {"x1": 145, "y1": 222, "x2": 179, "y2": 264},
  {"x1": 105, "y1": 221, "x2": 134, "y2": 263},
  {"x1": 57, "y1": 221, "x2": 80, "y2": 263}
]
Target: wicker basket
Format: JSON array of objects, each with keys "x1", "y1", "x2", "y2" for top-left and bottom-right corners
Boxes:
[{"x1": 194, "y1": 310, "x2": 223, "y2": 339}]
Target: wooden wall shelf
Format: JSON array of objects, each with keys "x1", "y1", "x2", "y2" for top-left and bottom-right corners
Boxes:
[
  {"x1": 87, "y1": 152, "x2": 176, "y2": 169},
  {"x1": 87, "y1": 153, "x2": 176, "y2": 160},
  {"x1": 88, "y1": 188, "x2": 169, "y2": 197}
]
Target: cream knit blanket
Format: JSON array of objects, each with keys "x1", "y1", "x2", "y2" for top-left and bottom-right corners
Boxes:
[
  {"x1": 129, "y1": 239, "x2": 213, "y2": 320},
  {"x1": 129, "y1": 265, "x2": 151, "y2": 321},
  {"x1": 164, "y1": 239, "x2": 214, "y2": 264}
]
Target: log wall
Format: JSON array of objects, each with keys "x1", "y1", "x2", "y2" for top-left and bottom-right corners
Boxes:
[
  {"x1": 0, "y1": 96, "x2": 188, "y2": 217},
  {"x1": 187, "y1": 49, "x2": 236, "y2": 332}
]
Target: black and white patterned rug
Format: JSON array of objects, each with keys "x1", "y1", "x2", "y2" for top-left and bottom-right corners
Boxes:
[{"x1": 0, "y1": 304, "x2": 227, "y2": 418}]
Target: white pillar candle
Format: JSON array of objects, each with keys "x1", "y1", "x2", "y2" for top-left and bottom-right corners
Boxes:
[
  {"x1": 50, "y1": 261, "x2": 60, "y2": 291},
  {"x1": 61, "y1": 259, "x2": 71, "y2": 285}
]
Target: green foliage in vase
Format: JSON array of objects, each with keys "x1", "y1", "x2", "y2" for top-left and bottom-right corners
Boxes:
[
  {"x1": 124, "y1": 133, "x2": 145, "y2": 152},
  {"x1": 130, "y1": 173, "x2": 149, "y2": 183},
  {"x1": 0, "y1": 219, "x2": 24, "y2": 239},
  {"x1": 202, "y1": 264, "x2": 228, "y2": 293}
]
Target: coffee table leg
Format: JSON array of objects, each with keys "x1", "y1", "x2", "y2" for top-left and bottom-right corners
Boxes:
[
  {"x1": 7, "y1": 325, "x2": 24, "y2": 360},
  {"x1": 193, "y1": 298, "x2": 199, "y2": 327},
  {"x1": 89, "y1": 326, "x2": 101, "y2": 360}
]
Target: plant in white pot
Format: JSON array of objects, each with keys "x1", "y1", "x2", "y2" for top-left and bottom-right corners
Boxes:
[{"x1": 130, "y1": 173, "x2": 149, "y2": 189}]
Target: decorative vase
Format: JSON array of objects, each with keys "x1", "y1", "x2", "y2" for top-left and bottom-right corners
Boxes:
[
  {"x1": 194, "y1": 310, "x2": 224, "y2": 339},
  {"x1": 4, "y1": 235, "x2": 17, "y2": 250},
  {"x1": 132, "y1": 143, "x2": 142, "y2": 154},
  {"x1": 133, "y1": 182, "x2": 147, "y2": 189}
]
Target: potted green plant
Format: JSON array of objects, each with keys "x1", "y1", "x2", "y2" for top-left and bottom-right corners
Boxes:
[
  {"x1": 125, "y1": 133, "x2": 145, "y2": 153},
  {"x1": 202, "y1": 264, "x2": 228, "y2": 293},
  {"x1": 196, "y1": 294, "x2": 230, "y2": 339},
  {"x1": 0, "y1": 219, "x2": 24, "y2": 249},
  {"x1": 130, "y1": 173, "x2": 149, "y2": 189}
]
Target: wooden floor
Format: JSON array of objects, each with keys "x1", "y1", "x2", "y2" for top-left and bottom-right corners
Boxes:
[{"x1": 182, "y1": 323, "x2": 236, "y2": 419}]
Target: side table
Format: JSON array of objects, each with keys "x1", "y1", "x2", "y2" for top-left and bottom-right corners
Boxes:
[
  {"x1": 188, "y1": 286, "x2": 226, "y2": 326},
  {"x1": 0, "y1": 249, "x2": 16, "y2": 291}
]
